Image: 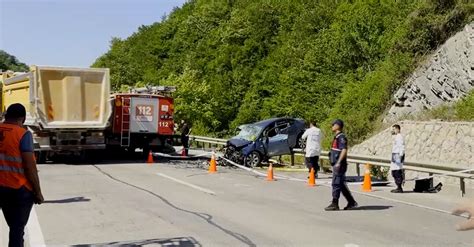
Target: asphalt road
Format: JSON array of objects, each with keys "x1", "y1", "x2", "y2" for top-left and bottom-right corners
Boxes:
[{"x1": 1, "y1": 158, "x2": 473, "y2": 246}]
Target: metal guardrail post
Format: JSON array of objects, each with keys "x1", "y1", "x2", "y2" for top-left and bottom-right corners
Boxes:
[
  {"x1": 460, "y1": 178, "x2": 465, "y2": 197},
  {"x1": 290, "y1": 152, "x2": 295, "y2": 167}
]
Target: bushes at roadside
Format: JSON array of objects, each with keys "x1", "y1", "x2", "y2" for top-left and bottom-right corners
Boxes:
[{"x1": 455, "y1": 91, "x2": 474, "y2": 121}]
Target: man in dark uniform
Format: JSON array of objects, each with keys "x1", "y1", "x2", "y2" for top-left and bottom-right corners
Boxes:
[
  {"x1": 180, "y1": 120, "x2": 191, "y2": 156},
  {"x1": 325, "y1": 119, "x2": 357, "y2": 211}
]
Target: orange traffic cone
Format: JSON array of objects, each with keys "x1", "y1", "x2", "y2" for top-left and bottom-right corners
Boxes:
[
  {"x1": 266, "y1": 163, "x2": 275, "y2": 181},
  {"x1": 208, "y1": 152, "x2": 217, "y2": 173},
  {"x1": 147, "y1": 151, "x2": 154, "y2": 165},
  {"x1": 362, "y1": 164, "x2": 372, "y2": 192},
  {"x1": 308, "y1": 168, "x2": 316, "y2": 187}
]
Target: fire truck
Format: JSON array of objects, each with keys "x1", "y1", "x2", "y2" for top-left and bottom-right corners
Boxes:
[{"x1": 106, "y1": 86, "x2": 176, "y2": 156}]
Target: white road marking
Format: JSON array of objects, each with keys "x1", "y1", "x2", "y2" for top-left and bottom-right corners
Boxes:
[
  {"x1": 156, "y1": 173, "x2": 216, "y2": 195},
  {"x1": 1, "y1": 213, "x2": 7, "y2": 247},
  {"x1": 345, "y1": 244, "x2": 360, "y2": 247},
  {"x1": 26, "y1": 206, "x2": 46, "y2": 247}
]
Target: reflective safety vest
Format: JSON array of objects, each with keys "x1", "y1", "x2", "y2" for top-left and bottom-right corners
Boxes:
[
  {"x1": 330, "y1": 133, "x2": 346, "y2": 165},
  {"x1": 0, "y1": 123, "x2": 32, "y2": 190}
]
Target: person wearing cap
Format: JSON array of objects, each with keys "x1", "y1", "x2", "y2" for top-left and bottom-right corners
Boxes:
[
  {"x1": 0, "y1": 103, "x2": 44, "y2": 247},
  {"x1": 325, "y1": 119, "x2": 357, "y2": 211},
  {"x1": 301, "y1": 120, "x2": 323, "y2": 178}
]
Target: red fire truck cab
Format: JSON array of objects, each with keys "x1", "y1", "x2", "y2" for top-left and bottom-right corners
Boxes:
[{"x1": 106, "y1": 86, "x2": 175, "y2": 155}]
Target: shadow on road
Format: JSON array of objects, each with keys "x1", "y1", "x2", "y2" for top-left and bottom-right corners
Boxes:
[
  {"x1": 71, "y1": 236, "x2": 201, "y2": 247},
  {"x1": 44, "y1": 196, "x2": 91, "y2": 204},
  {"x1": 351, "y1": 205, "x2": 393, "y2": 211}
]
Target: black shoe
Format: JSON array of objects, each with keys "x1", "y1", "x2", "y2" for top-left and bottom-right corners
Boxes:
[
  {"x1": 324, "y1": 203, "x2": 339, "y2": 211},
  {"x1": 434, "y1": 182, "x2": 442, "y2": 192},
  {"x1": 344, "y1": 201, "x2": 358, "y2": 210},
  {"x1": 391, "y1": 188, "x2": 403, "y2": 193}
]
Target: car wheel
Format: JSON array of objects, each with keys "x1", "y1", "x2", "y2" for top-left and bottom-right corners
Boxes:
[
  {"x1": 244, "y1": 151, "x2": 261, "y2": 168},
  {"x1": 298, "y1": 134, "x2": 306, "y2": 150}
]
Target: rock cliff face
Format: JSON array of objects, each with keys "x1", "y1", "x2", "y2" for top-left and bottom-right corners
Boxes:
[
  {"x1": 384, "y1": 23, "x2": 474, "y2": 122},
  {"x1": 351, "y1": 121, "x2": 473, "y2": 188}
]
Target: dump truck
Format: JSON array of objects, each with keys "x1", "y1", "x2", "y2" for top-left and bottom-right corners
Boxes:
[
  {"x1": 106, "y1": 86, "x2": 175, "y2": 156},
  {"x1": 0, "y1": 66, "x2": 111, "y2": 161}
]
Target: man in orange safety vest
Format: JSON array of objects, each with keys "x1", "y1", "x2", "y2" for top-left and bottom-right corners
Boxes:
[{"x1": 0, "y1": 103, "x2": 44, "y2": 247}]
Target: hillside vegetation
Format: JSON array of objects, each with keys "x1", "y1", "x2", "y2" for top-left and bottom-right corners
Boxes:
[
  {"x1": 93, "y1": 0, "x2": 473, "y2": 143},
  {"x1": 413, "y1": 90, "x2": 474, "y2": 121},
  {"x1": 0, "y1": 50, "x2": 28, "y2": 72}
]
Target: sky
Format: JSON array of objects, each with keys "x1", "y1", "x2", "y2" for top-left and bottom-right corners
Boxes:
[{"x1": 0, "y1": 0, "x2": 187, "y2": 67}]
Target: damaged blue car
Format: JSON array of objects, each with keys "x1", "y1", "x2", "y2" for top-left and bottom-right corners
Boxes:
[{"x1": 224, "y1": 117, "x2": 306, "y2": 167}]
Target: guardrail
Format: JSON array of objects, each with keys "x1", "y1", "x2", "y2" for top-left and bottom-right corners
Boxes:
[
  {"x1": 191, "y1": 135, "x2": 227, "y2": 146},
  {"x1": 189, "y1": 135, "x2": 473, "y2": 197}
]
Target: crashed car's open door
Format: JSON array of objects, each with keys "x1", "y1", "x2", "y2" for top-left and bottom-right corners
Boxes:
[{"x1": 264, "y1": 134, "x2": 291, "y2": 157}]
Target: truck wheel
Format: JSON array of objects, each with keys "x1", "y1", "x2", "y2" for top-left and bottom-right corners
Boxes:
[
  {"x1": 126, "y1": 147, "x2": 137, "y2": 158},
  {"x1": 35, "y1": 151, "x2": 47, "y2": 164},
  {"x1": 86, "y1": 150, "x2": 102, "y2": 164},
  {"x1": 161, "y1": 144, "x2": 175, "y2": 154},
  {"x1": 79, "y1": 150, "x2": 87, "y2": 163}
]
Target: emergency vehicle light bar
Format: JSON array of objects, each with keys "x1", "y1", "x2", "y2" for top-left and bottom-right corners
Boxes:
[{"x1": 129, "y1": 85, "x2": 177, "y2": 95}]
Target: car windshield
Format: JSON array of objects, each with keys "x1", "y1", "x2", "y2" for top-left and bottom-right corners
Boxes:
[{"x1": 236, "y1": 125, "x2": 263, "y2": 141}]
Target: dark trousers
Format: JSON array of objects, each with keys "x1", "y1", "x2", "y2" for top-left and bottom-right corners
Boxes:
[
  {"x1": 0, "y1": 186, "x2": 34, "y2": 247},
  {"x1": 392, "y1": 169, "x2": 404, "y2": 189},
  {"x1": 305, "y1": 156, "x2": 319, "y2": 176},
  {"x1": 181, "y1": 136, "x2": 189, "y2": 156},
  {"x1": 331, "y1": 167, "x2": 355, "y2": 204}
]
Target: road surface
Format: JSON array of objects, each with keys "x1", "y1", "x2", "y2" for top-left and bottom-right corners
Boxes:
[{"x1": 1, "y1": 158, "x2": 472, "y2": 246}]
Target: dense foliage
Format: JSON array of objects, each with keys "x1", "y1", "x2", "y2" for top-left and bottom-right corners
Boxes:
[
  {"x1": 0, "y1": 50, "x2": 28, "y2": 72},
  {"x1": 93, "y1": 0, "x2": 473, "y2": 144},
  {"x1": 456, "y1": 91, "x2": 474, "y2": 120},
  {"x1": 419, "y1": 91, "x2": 474, "y2": 121}
]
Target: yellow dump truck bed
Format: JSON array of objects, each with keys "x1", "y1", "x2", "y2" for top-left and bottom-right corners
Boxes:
[{"x1": 1, "y1": 66, "x2": 111, "y2": 129}]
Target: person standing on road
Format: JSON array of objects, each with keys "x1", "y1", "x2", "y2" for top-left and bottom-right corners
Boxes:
[
  {"x1": 390, "y1": 124, "x2": 405, "y2": 193},
  {"x1": 325, "y1": 119, "x2": 357, "y2": 211},
  {"x1": 302, "y1": 120, "x2": 323, "y2": 178},
  {"x1": 0, "y1": 103, "x2": 44, "y2": 247},
  {"x1": 180, "y1": 120, "x2": 191, "y2": 156}
]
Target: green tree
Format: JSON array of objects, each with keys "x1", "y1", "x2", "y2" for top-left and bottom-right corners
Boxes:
[
  {"x1": 92, "y1": 0, "x2": 473, "y2": 141},
  {"x1": 0, "y1": 50, "x2": 28, "y2": 72}
]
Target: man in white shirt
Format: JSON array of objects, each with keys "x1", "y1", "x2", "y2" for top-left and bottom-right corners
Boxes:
[
  {"x1": 302, "y1": 120, "x2": 323, "y2": 178},
  {"x1": 391, "y1": 124, "x2": 405, "y2": 193}
]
